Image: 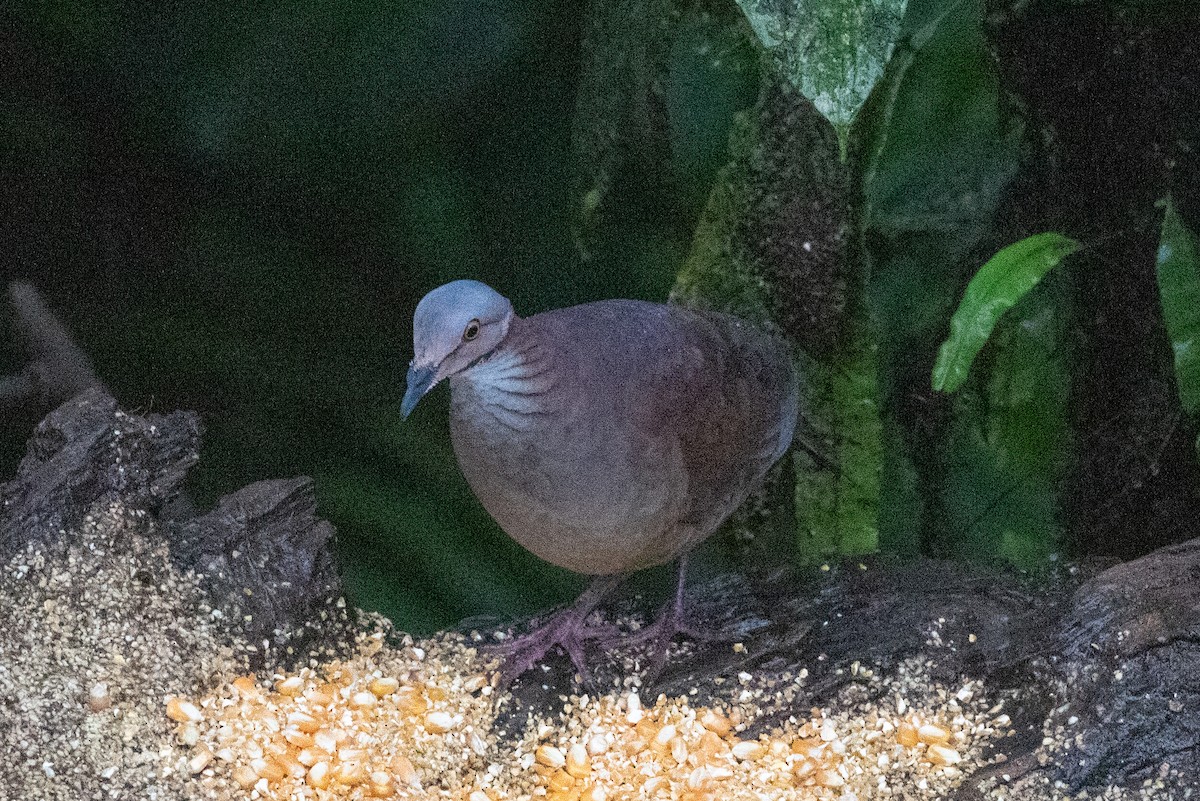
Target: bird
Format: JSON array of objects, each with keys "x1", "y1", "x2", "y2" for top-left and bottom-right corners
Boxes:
[{"x1": 402, "y1": 279, "x2": 798, "y2": 684}]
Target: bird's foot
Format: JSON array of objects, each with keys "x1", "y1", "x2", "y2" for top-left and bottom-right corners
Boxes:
[
  {"x1": 486, "y1": 606, "x2": 619, "y2": 688},
  {"x1": 485, "y1": 574, "x2": 625, "y2": 688},
  {"x1": 611, "y1": 592, "x2": 733, "y2": 680},
  {"x1": 624, "y1": 601, "x2": 721, "y2": 646}
]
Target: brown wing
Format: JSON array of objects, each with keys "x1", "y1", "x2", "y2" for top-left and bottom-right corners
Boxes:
[
  {"x1": 510, "y1": 300, "x2": 797, "y2": 570},
  {"x1": 624, "y1": 305, "x2": 798, "y2": 548}
]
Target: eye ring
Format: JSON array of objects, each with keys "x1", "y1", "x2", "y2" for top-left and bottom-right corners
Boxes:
[{"x1": 462, "y1": 319, "x2": 481, "y2": 342}]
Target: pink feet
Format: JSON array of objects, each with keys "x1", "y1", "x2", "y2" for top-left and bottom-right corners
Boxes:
[
  {"x1": 487, "y1": 557, "x2": 722, "y2": 687},
  {"x1": 486, "y1": 574, "x2": 623, "y2": 687},
  {"x1": 607, "y1": 556, "x2": 724, "y2": 677}
]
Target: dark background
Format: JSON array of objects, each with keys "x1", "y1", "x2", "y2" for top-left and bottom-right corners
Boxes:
[
  {"x1": 0, "y1": 0, "x2": 756, "y2": 631},
  {"x1": 3, "y1": 0, "x2": 1198, "y2": 633}
]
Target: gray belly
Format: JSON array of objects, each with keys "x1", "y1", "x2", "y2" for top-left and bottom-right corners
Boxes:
[{"x1": 448, "y1": 405, "x2": 688, "y2": 575}]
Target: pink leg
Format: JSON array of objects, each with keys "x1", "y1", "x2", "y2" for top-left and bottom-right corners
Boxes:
[
  {"x1": 486, "y1": 573, "x2": 624, "y2": 687},
  {"x1": 613, "y1": 555, "x2": 728, "y2": 673}
]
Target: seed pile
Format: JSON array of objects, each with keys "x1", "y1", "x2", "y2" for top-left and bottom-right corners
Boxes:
[
  {"x1": 167, "y1": 629, "x2": 497, "y2": 800},
  {"x1": 171, "y1": 640, "x2": 1017, "y2": 801},
  {"x1": 4, "y1": 497, "x2": 1191, "y2": 799},
  {"x1": 0, "y1": 504, "x2": 253, "y2": 801},
  {"x1": 512, "y1": 677, "x2": 1011, "y2": 801}
]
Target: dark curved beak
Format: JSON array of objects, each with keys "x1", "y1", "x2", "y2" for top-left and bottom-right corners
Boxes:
[{"x1": 401, "y1": 364, "x2": 438, "y2": 420}]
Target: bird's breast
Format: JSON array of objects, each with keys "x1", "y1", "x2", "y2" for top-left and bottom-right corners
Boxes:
[{"x1": 447, "y1": 353, "x2": 684, "y2": 575}]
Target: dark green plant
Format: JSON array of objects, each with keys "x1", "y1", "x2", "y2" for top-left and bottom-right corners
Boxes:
[
  {"x1": 1156, "y1": 198, "x2": 1200, "y2": 423},
  {"x1": 932, "y1": 233, "x2": 1081, "y2": 394},
  {"x1": 5, "y1": 0, "x2": 1197, "y2": 633}
]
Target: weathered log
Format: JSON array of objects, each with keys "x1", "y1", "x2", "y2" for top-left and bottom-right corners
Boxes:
[
  {"x1": 0, "y1": 388, "x2": 198, "y2": 562},
  {"x1": 1054, "y1": 538, "x2": 1200, "y2": 789},
  {"x1": 2, "y1": 392, "x2": 1199, "y2": 798},
  {"x1": 170, "y1": 477, "x2": 346, "y2": 657}
]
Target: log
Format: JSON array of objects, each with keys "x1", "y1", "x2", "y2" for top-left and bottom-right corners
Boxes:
[{"x1": 1, "y1": 392, "x2": 1197, "y2": 798}]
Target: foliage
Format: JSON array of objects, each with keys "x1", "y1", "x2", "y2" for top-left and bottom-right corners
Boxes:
[
  {"x1": 932, "y1": 233, "x2": 1081, "y2": 393},
  {"x1": 3, "y1": 0, "x2": 1198, "y2": 632},
  {"x1": 736, "y1": 0, "x2": 908, "y2": 153},
  {"x1": 1156, "y1": 198, "x2": 1200, "y2": 417}
]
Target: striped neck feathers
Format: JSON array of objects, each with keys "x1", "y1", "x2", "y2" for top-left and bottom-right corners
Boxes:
[{"x1": 454, "y1": 341, "x2": 550, "y2": 429}]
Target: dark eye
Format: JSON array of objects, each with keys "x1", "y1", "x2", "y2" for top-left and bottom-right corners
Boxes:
[{"x1": 463, "y1": 319, "x2": 481, "y2": 341}]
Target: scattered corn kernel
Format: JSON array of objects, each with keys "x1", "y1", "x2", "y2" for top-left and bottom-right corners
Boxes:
[
  {"x1": 176, "y1": 722, "x2": 200, "y2": 747},
  {"x1": 393, "y1": 753, "x2": 421, "y2": 789},
  {"x1": 671, "y1": 736, "x2": 688, "y2": 764},
  {"x1": 306, "y1": 761, "x2": 331, "y2": 790},
  {"x1": 250, "y1": 757, "x2": 285, "y2": 782},
  {"x1": 548, "y1": 768, "x2": 575, "y2": 793},
  {"x1": 817, "y1": 767, "x2": 845, "y2": 788},
  {"x1": 565, "y1": 743, "x2": 590, "y2": 778},
  {"x1": 581, "y1": 785, "x2": 608, "y2": 801},
  {"x1": 424, "y1": 710, "x2": 455, "y2": 733},
  {"x1": 188, "y1": 746, "x2": 212, "y2": 774},
  {"x1": 928, "y1": 744, "x2": 962, "y2": 765},
  {"x1": 366, "y1": 771, "x2": 394, "y2": 798},
  {"x1": 699, "y1": 709, "x2": 731, "y2": 736},
  {"x1": 287, "y1": 711, "x2": 319, "y2": 733},
  {"x1": 275, "y1": 676, "x2": 304, "y2": 696},
  {"x1": 165, "y1": 697, "x2": 203, "y2": 723},
  {"x1": 653, "y1": 723, "x2": 677, "y2": 750},
  {"x1": 231, "y1": 764, "x2": 258, "y2": 789},
  {"x1": 918, "y1": 723, "x2": 951, "y2": 745},
  {"x1": 536, "y1": 744, "x2": 567, "y2": 769},
  {"x1": 367, "y1": 676, "x2": 399, "y2": 697},
  {"x1": 731, "y1": 740, "x2": 765, "y2": 761},
  {"x1": 313, "y1": 729, "x2": 338, "y2": 754},
  {"x1": 232, "y1": 676, "x2": 259, "y2": 695},
  {"x1": 87, "y1": 682, "x2": 112, "y2": 712},
  {"x1": 333, "y1": 760, "x2": 368, "y2": 785}
]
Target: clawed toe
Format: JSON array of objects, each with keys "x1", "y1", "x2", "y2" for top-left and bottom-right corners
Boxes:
[
  {"x1": 606, "y1": 601, "x2": 725, "y2": 679},
  {"x1": 483, "y1": 562, "x2": 733, "y2": 686},
  {"x1": 485, "y1": 575, "x2": 624, "y2": 687},
  {"x1": 486, "y1": 611, "x2": 613, "y2": 687},
  {"x1": 599, "y1": 555, "x2": 732, "y2": 676}
]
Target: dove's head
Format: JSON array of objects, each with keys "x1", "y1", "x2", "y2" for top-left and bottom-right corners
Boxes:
[{"x1": 402, "y1": 280, "x2": 514, "y2": 418}]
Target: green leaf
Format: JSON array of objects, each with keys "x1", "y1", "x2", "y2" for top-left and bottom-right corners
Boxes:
[
  {"x1": 941, "y1": 278, "x2": 1070, "y2": 567},
  {"x1": 932, "y1": 232, "x2": 1081, "y2": 393},
  {"x1": 855, "y1": 0, "x2": 1022, "y2": 557},
  {"x1": 1155, "y1": 197, "x2": 1200, "y2": 416},
  {"x1": 733, "y1": 0, "x2": 907, "y2": 152}
]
